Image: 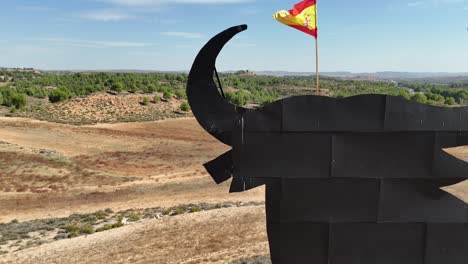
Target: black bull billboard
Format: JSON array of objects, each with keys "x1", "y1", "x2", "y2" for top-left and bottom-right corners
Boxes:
[{"x1": 186, "y1": 25, "x2": 468, "y2": 264}]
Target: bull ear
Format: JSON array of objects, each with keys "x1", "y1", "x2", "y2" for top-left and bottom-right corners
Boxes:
[{"x1": 187, "y1": 25, "x2": 248, "y2": 146}]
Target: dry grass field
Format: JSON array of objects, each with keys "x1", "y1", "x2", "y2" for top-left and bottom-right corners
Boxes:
[
  {"x1": 13, "y1": 92, "x2": 191, "y2": 125},
  {"x1": 0, "y1": 117, "x2": 268, "y2": 263},
  {"x1": 0, "y1": 116, "x2": 466, "y2": 263}
]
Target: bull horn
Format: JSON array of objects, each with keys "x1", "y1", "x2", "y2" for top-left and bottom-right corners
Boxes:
[{"x1": 187, "y1": 25, "x2": 248, "y2": 146}]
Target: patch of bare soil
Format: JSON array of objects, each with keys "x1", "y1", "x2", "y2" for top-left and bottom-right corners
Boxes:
[{"x1": 13, "y1": 92, "x2": 191, "y2": 125}]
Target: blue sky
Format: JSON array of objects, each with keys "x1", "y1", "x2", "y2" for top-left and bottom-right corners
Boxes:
[{"x1": 0, "y1": 0, "x2": 467, "y2": 72}]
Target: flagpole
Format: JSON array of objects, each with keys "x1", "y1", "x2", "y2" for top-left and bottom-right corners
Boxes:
[
  {"x1": 315, "y1": 37, "x2": 319, "y2": 95},
  {"x1": 315, "y1": 3, "x2": 319, "y2": 95}
]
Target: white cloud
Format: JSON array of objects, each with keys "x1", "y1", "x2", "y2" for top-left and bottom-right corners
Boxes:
[
  {"x1": 31, "y1": 38, "x2": 149, "y2": 48},
  {"x1": 81, "y1": 9, "x2": 133, "y2": 21},
  {"x1": 101, "y1": 0, "x2": 254, "y2": 6},
  {"x1": 85, "y1": 0, "x2": 252, "y2": 22},
  {"x1": 161, "y1": 32, "x2": 205, "y2": 38}
]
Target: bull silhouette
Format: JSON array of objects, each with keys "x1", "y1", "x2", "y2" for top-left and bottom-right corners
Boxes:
[{"x1": 186, "y1": 25, "x2": 468, "y2": 264}]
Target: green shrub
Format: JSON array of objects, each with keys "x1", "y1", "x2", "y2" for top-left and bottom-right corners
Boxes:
[
  {"x1": 49, "y1": 88, "x2": 71, "y2": 103},
  {"x1": 63, "y1": 224, "x2": 80, "y2": 234},
  {"x1": 411, "y1": 93, "x2": 427, "y2": 104},
  {"x1": 95, "y1": 221, "x2": 123, "y2": 232},
  {"x1": 445, "y1": 97, "x2": 455, "y2": 105},
  {"x1": 79, "y1": 225, "x2": 94, "y2": 234},
  {"x1": 111, "y1": 82, "x2": 124, "y2": 93},
  {"x1": 163, "y1": 90, "x2": 172, "y2": 99},
  {"x1": 68, "y1": 231, "x2": 78, "y2": 238},
  {"x1": 129, "y1": 86, "x2": 138, "y2": 93},
  {"x1": 94, "y1": 211, "x2": 108, "y2": 220},
  {"x1": 147, "y1": 84, "x2": 157, "y2": 93},
  {"x1": 96, "y1": 221, "x2": 122, "y2": 232},
  {"x1": 189, "y1": 207, "x2": 201, "y2": 213},
  {"x1": 128, "y1": 213, "x2": 141, "y2": 222},
  {"x1": 261, "y1": 97, "x2": 275, "y2": 106},
  {"x1": 142, "y1": 97, "x2": 150, "y2": 105},
  {"x1": 153, "y1": 95, "x2": 160, "y2": 103},
  {"x1": 112, "y1": 222, "x2": 124, "y2": 228},
  {"x1": 172, "y1": 207, "x2": 185, "y2": 215},
  {"x1": 397, "y1": 90, "x2": 411, "y2": 100},
  {"x1": 82, "y1": 216, "x2": 97, "y2": 223},
  {"x1": 174, "y1": 89, "x2": 186, "y2": 99},
  {"x1": 11, "y1": 93, "x2": 27, "y2": 109},
  {"x1": 95, "y1": 225, "x2": 112, "y2": 232},
  {"x1": 180, "y1": 102, "x2": 191, "y2": 112}
]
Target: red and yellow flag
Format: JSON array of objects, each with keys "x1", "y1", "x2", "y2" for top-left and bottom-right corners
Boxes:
[{"x1": 273, "y1": 0, "x2": 317, "y2": 38}]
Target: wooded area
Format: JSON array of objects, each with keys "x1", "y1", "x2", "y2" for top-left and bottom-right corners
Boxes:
[{"x1": 1, "y1": 70, "x2": 467, "y2": 110}]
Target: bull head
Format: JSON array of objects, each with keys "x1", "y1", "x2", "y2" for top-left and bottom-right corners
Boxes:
[{"x1": 187, "y1": 25, "x2": 468, "y2": 264}]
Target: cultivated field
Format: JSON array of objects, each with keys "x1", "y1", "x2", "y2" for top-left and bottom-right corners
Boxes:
[{"x1": 0, "y1": 116, "x2": 466, "y2": 263}]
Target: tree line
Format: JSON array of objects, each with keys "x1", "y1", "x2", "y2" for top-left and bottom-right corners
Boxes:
[{"x1": 0, "y1": 71, "x2": 466, "y2": 110}]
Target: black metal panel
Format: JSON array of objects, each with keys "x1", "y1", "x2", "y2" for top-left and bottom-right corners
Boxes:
[
  {"x1": 235, "y1": 133, "x2": 331, "y2": 179},
  {"x1": 203, "y1": 150, "x2": 233, "y2": 184},
  {"x1": 282, "y1": 96, "x2": 336, "y2": 132},
  {"x1": 426, "y1": 224, "x2": 468, "y2": 264},
  {"x1": 336, "y1": 95, "x2": 386, "y2": 131},
  {"x1": 189, "y1": 25, "x2": 468, "y2": 264},
  {"x1": 243, "y1": 100, "x2": 282, "y2": 132},
  {"x1": 279, "y1": 179, "x2": 330, "y2": 222},
  {"x1": 433, "y1": 132, "x2": 468, "y2": 179},
  {"x1": 282, "y1": 94, "x2": 386, "y2": 132},
  {"x1": 330, "y1": 178, "x2": 380, "y2": 222},
  {"x1": 329, "y1": 223, "x2": 425, "y2": 264},
  {"x1": 379, "y1": 179, "x2": 468, "y2": 223},
  {"x1": 186, "y1": 25, "x2": 249, "y2": 146},
  {"x1": 229, "y1": 177, "x2": 266, "y2": 193},
  {"x1": 458, "y1": 132, "x2": 468, "y2": 145},
  {"x1": 384, "y1": 96, "x2": 466, "y2": 131},
  {"x1": 332, "y1": 133, "x2": 434, "y2": 178},
  {"x1": 278, "y1": 178, "x2": 379, "y2": 223},
  {"x1": 267, "y1": 222, "x2": 329, "y2": 264},
  {"x1": 265, "y1": 180, "x2": 282, "y2": 223}
]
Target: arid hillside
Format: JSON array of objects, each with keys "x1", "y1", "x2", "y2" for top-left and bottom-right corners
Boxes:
[
  {"x1": 0, "y1": 117, "x2": 264, "y2": 223},
  {"x1": 0, "y1": 117, "x2": 268, "y2": 263},
  {"x1": 10, "y1": 92, "x2": 192, "y2": 125}
]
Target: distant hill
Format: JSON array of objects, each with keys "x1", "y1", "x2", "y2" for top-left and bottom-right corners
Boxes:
[
  {"x1": 255, "y1": 71, "x2": 468, "y2": 80},
  {"x1": 3, "y1": 66, "x2": 468, "y2": 81}
]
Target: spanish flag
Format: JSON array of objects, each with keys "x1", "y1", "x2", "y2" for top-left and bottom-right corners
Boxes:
[{"x1": 273, "y1": 0, "x2": 317, "y2": 38}]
